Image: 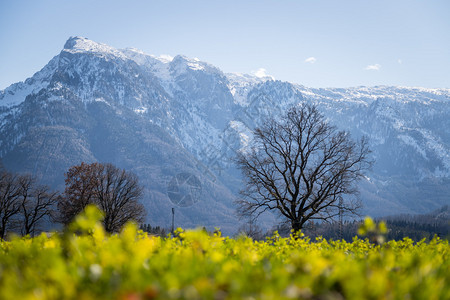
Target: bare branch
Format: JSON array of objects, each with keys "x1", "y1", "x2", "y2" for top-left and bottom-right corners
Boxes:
[{"x1": 235, "y1": 103, "x2": 372, "y2": 232}]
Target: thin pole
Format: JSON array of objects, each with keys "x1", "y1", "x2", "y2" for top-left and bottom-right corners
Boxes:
[
  {"x1": 171, "y1": 207, "x2": 175, "y2": 234},
  {"x1": 339, "y1": 197, "x2": 343, "y2": 240}
]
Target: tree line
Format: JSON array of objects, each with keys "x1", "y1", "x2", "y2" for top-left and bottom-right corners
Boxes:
[{"x1": 0, "y1": 162, "x2": 145, "y2": 239}]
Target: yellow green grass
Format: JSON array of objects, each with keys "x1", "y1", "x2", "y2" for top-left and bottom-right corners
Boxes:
[{"x1": 0, "y1": 206, "x2": 448, "y2": 300}]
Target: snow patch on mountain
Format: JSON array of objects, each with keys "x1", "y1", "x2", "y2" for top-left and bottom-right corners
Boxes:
[
  {"x1": 229, "y1": 120, "x2": 252, "y2": 153},
  {"x1": 418, "y1": 128, "x2": 450, "y2": 174},
  {"x1": 226, "y1": 73, "x2": 273, "y2": 106},
  {"x1": 120, "y1": 47, "x2": 175, "y2": 95},
  {"x1": 0, "y1": 82, "x2": 43, "y2": 107},
  {"x1": 398, "y1": 134, "x2": 427, "y2": 159},
  {"x1": 0, "y1": 56, "x2": 59, "y2": 108},
  {"x1": 170, "y1": 55, "x2": 222, "y2": 77}
]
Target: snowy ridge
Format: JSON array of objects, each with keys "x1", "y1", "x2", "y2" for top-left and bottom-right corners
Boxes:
[
  {"x1": 0, "y1": 56, "x2": 59, "y2": 108},
  {"x1": 226, "y1": 73, "x2": 273, "y2": 106},
  {"x1": 296, "y1": 85, "x2": 450, "y2": 106},
  {"x1": 120, "y1": 48, "x2": 172, "y2": 77},
  {"x1": 169, "y1": 55, "x2": 223, "y2": 77}
]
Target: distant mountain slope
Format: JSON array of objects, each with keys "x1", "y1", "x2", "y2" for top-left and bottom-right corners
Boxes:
[{"x1": 1, "y1": 37, "x2": 449, "y2": 233}]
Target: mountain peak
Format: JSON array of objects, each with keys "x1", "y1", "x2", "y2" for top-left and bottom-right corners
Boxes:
[
  {"x1": 62, "y1": 36, "x2": 126, "y2": 59},
  {"x1": 63, "y1": 36, "x2": 99, "y2": 50},
  {"x1": 63, "y1": 36, "x2": 85, "y2": 49},
  {"x1": 170, "y1": 54, "x2": 223, "y2": 75}
]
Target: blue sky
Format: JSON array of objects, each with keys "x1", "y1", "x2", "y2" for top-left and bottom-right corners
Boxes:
[{"x1": 1, "y1": 0, "x2": 449, "y2": 90}]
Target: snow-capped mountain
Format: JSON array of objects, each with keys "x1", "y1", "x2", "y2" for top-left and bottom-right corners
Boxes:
[{"x1": 1, "y1": 37, "x2": 449, "y2": 232}]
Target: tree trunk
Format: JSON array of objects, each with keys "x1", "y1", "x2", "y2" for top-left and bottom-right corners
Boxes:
[{"x1": 291, "y1": 219, "x2": 302, "y2": 235}]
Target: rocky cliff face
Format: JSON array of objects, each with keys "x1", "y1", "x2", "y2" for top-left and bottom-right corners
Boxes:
[{"x1": 1, "y1": 37, "x2": 449, "y2": 232}]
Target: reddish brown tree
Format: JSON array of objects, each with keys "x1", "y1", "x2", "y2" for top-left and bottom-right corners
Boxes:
[
  {"x1": 57, "y1": 162, "x2": 100, "y2": 225},
  {"x1": 236, "y1": 104, "x2": 372, "y2": 233},
  {"x1": 57, "y1": 162, "x2": 145, "y2": 232}
]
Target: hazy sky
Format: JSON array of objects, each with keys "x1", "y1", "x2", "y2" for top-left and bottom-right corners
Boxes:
[{"x1": 1, "y1": 0, "x2": 449, "y2": 90}]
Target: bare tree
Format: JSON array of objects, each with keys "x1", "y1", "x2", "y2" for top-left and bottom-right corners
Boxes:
[
  {"x1": 17, "y1": 174, "x2": 59, "y2": 236},
  {"x1": 236, "y1": 219, "x2": 264, "y2": 240},
  {"x1": 0, "y1": 170, "x2": 21, "y2": 239},
  {"x1": 94, "y1": 164, "x2": 145, "y2": 233},
  {"x1": 57, "y1": 162, "x2": 145, "y2": 232},
  {"x1": 236, "y1": 103, "x2": 372, "y2": 233}
]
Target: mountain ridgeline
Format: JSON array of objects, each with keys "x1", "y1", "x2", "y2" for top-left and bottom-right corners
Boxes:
[{"x1": 1, "y1": 37, "x2": 449, "y2": 233}]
